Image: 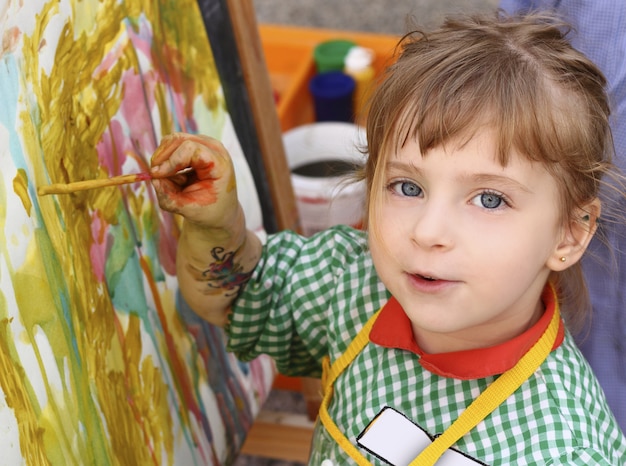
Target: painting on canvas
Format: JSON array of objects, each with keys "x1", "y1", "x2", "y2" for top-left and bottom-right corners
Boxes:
[{"x1": 0, "y1": 1, "x2": 273, "y2": 464}]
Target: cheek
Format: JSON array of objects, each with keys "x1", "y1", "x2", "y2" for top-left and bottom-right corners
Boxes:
[
  {"x1": 368, "y1": 236, "x2": 395, "y2": 290},
  {"x1": 471, "y1": 234, "x2": 553, "y2": 281},
  {"x1": 368, "y1": 215, "x2": 407, "y2": 280},
  {"x1": 368, "y1": 207, "x2": 406, "y2": 254},
  {"x1": 367, "y1": 230, "x2": 385, "y2": 268}
]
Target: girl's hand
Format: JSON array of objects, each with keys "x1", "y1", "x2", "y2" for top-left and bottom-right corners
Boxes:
[
  {"x1": 150, "y1": 133, "x2": 239, "y2": 229},
  {"x1": 150, "y1": 133, "x2": 260, "y2": 326}
]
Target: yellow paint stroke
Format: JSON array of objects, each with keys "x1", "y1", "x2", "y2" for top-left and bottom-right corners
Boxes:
[
  {"x1": 0, "y1": 170, "x2": 49, "y2": 465},
  {"x1": 0, "y1": 318, "x2": 51, "y2": 466},
  {"x1": 13, "y1": 236, "x2": 79, "y2": 464},
  {"x1": 3, "y1": 0, "x2": 231, "y2": 464},
  {"x1": 13, "y1": 168, "x2": 33, "y2": 215},
  {"x1": 95, "y1": 314, "x2": 168, "y2": 465},
  {"x1": 15, "y1": 1, "x2": 161, "y2": 463},
  {"x1": 146, "y1": 0, "x2": 223, "y2": 130},
  {"x1": 18, "y1": 1, "x2": 119, "y2": 459}
]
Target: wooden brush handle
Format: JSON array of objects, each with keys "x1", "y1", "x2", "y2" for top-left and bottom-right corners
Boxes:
[{"x1": 37, "y1": 168, "x2": 192, "y2": 196}]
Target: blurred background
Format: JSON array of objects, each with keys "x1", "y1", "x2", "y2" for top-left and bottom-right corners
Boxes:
[{"x1": 254, "y1": 0, "x2": 499, "y2": 34}]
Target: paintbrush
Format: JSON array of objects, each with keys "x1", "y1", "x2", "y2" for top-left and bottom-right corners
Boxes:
[{"x1": 37, "y1": 167, "x2": 193, "y2": 196}]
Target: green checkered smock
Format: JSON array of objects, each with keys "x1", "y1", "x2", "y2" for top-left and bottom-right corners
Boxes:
[{"x1": 227, "y1": 226, "x2": 626, "y2": 465}]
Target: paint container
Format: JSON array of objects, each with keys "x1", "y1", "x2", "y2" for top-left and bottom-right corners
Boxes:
[
  {"x1": 283, "y1": 122, "x2": 367, "y2": 236},
  {"x1": 344, "y1": 46, "x2": 375, "y2": 123},
  {"x1": 309, "y1": 71, "x2": 356, "y2": 122},
  {"x1": 313, "y1": 39, "x2": 356, "y2": 73}
]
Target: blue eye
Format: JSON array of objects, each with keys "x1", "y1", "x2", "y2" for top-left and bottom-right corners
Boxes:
[
  {"x1": 401, "y1": 182, "x2": 422, "y2": 197},
  {"x1": 473, "y1": 191, "x2": 506, "y2": 209},
  {"x1": 390, "y1": 181, "x2": 422, "y2": 197}
]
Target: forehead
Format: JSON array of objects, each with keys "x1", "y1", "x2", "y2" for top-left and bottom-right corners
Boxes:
[
  {"x1": 389, "y1": 127, "x2": 501, "y2": 166},
  {"x1": 387, "y1": 129, "x2": 559, "y2": 191}
]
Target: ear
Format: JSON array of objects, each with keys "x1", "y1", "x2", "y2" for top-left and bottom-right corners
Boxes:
[{"x1": 547, "y1": 198, "x2": 601, "y2": 271}]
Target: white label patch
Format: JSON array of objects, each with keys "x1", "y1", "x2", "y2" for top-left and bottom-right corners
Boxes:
[{"x1": 357, "y1": 407, "x2": 488, "y2": 466}]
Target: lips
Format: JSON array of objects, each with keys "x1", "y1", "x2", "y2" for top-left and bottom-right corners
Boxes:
[
  {"x1": 412, "y1": 272, "x2": 441, "y2": 281},
  {"x1": 419, "y1": 274, "x2": 437, "y2": 281},
  {"x1": 414, "y1": 274, "x2": 440, "y2": 283},
  {"x1": 406, "y1": 271, "x2": 458, "y2": 292}
]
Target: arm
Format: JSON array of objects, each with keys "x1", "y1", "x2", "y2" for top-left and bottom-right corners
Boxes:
[{"x1": 150, "y1": 133, "x2": 262, "y2": 326}]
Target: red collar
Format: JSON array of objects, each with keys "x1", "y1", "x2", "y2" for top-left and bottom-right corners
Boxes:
[{"x1": 369, "y1": 285, "x2": 565, "y2": 379}]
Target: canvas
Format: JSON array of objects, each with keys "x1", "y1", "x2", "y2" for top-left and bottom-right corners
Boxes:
[{"x1": 0, "y1": 1, "x2": 274, "y2": 464}]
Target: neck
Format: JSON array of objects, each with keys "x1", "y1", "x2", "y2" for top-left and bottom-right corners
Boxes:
[{"x1": 413, "y1": 299, "x2": 545, "y2": 354}]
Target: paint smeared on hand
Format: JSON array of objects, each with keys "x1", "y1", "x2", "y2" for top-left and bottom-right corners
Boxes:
[
  {"x1": 186, "y1": 246, "x2": 253, "y2": 297},
  {"x1": 170, "y1": 160, "x2": 219, "y2": 206},
  {"x1": 151, "y1": 133, "x2": 240, "y2": 228},
  {"x1": 204, "y1": 246, "x2": 252, "y2": 295},
  {"x1": 135, "y1": 172, "x2": 152, "y2": 182}
]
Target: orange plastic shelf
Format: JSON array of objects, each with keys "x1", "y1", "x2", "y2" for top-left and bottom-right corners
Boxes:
[{"x1": 259, "y1": 24, "x2": 399, "y2": 132}]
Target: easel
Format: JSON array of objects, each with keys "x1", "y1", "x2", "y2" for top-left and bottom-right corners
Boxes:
[
  {"x1": 197, "y1": 0, "x2": 313, "y2": 461},
  {"x1": 197, "y1": 0, "x2": 298, "y2": 234}
]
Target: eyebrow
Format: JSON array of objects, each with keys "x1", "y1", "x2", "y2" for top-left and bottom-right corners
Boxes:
[
  {"x1": 463, "y1": 173, "x2": 533, "y2": 194},
  {"x1": 385, "y1": 161, "x2": 533, "y2": 194},
  {"x1": 386, "y1": 160, "x2": 422, "y2": 175}
]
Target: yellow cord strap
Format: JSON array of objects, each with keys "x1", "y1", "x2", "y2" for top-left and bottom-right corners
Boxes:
[
  {"x1": 319, "y1": 309, "x2": 382, "y2": 465},
  {"x1": 409, "y1": 296, "x2": 561, "y2": 465},
  {"x1": 319, "y1": 286, "x2": 561, "y2": 466}
]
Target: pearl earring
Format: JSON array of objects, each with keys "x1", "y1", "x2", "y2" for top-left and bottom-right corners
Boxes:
[{"x1": 560, "y1": 257, "x2": 567, "y2": 262}]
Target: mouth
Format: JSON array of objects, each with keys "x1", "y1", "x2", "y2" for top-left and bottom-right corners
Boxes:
[
  {"x1": 413, "y1": 272, "x2": 441, "y2": 282},
  {"x1": 407, "y1": 272, "x2": 457, "y2": 291}
]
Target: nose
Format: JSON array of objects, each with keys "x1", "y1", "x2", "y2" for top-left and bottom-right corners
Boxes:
[{"x1": 409, "y1": 199, "x2": 454, "y2": 250}]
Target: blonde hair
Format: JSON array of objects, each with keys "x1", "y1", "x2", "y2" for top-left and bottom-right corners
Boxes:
[{"x1": 361, "y1": 12, "x2": 616, "y2": 331}]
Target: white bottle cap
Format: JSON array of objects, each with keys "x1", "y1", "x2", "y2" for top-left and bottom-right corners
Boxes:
[{"x1": 345, "y1": 46, "x2": 374, "y2": 71}]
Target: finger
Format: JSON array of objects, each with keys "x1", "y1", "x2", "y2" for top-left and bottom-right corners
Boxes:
[
  {"x1": 152, "y1": 179, "x2": 182, "y2": 214},
  {"x1": 151, "y1": 133, "x2": 207, "y2": 178},
  {"x1": 152, "y1": 133, "x2": 232, "y2": 180},
  {"x1": 152, "y1": 177, "x2": 180, "y2": 198},
  {"x1": 152, "y1": 133, "x2": 224, "y2": 165},
  {"x1": 169, "y1": 140, "x2": 233, "y2": 183},
  {"x1": 168, "y1": 171, "x2": 194, "y2": 185},
  {"x1": 151, "y1": 134, "x2": 235, "y2": 209},
  {"x1": 184, "y1": 134, "x2": 229, "y2": 157},
  {"x1": 151, "y1": 133, "x2": 187, "y2": 166},
  {"x1": 152, "y1": 165, "x2": 221, "y2": 208}
]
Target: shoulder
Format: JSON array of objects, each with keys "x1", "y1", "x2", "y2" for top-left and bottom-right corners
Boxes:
[
  {"x1": 546, "y1": 446, "x2": 622, "y2": 465},
  {"x1": 249, "y1": 225, "x2": 376, "y2": 299},
  {"x1": 266, "y1": 224, "x2": 367, "y2": 252},
  {"x1": 536, "y1": 333, "x2": 626, "y2": 461},
  {"x1": 261, "y1": 225, "x2": 369, "y2": 270},
  {"x1": 544, "y1": 332, "x2": 608, "y2": 407}
]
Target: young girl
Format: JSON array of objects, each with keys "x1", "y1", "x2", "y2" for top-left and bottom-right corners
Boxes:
[{"x1": 151, "y1": 12, "x2": 626, "y2": 466}]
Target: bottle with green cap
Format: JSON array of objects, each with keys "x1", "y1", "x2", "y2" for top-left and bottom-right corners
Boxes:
[{"x1": 313, "y1": 39, "x2": 356, "y2": 73}]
